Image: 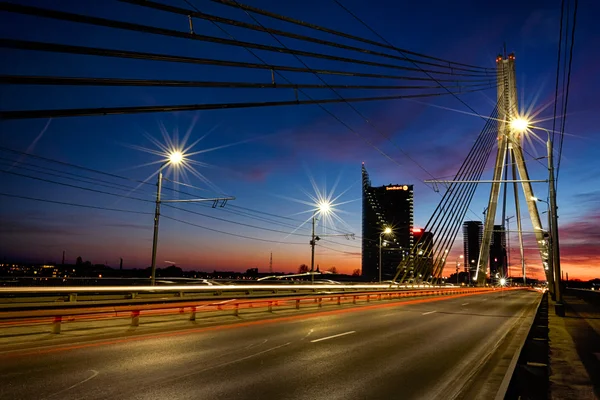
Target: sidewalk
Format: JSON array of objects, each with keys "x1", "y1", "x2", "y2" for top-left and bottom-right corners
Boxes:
[{"x1": 548, "y1": 293, "x2": 600, "y2": 400}]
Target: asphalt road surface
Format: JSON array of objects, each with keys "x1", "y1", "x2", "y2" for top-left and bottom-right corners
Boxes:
[{"x1": 0, "y1": 289, "x2": 540, "y2": 400}]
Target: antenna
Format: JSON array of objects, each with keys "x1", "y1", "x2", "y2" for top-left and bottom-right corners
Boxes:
[{"x1": 269, "y1": 252, "x2": 273, "y2": 274}]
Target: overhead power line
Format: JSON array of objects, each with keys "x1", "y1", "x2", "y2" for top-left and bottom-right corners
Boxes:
[
  {"x1": 0, "y1": 169, "x2": 155, "y2": 203},
  {"x1": 164, "y1": 204, "x2": 312, "y2": 237},
  {"x1": 0, "y1": 3, "x2": 492, "y2": 78},
  {"x1": 0, "y1": 75, "x2": 493, "y2": 91},
  {"x1": 0, "y1": 190, "x2": 309, "y2": 245},
  {"x1": 186, "y1": 0, "x2": 496, "y2": 228},
  {"x1": 210, "y1": 0, "x2": 494, "y2": 71},
  {"x1": 161, "y1": 215, "x2": 306, "y2": 244},
  {"x1": 550, "y1": 0, "x2": 566, "y2": 148},
  {"x1": 0, "y1": 147, "x2": 352, "y2": 235},
  {"x1": 226, "y1": 0, "x2": 472, "y2": 210},
  {"x1": 0, "y1": 39, "x2": 495, "y2": 84},
  {"x1": 0, "y1": 85, "x2": 496, "y2": 119},
  {"x1": 1, "y1": 148, "x2": 354, "y2": 238},
  {"x1": 121, "y1": 0, "x2": 492, "y2": 75},
  {"x1": 0, "y1": 158, "x2": 157, "y2": 197},
  {"x1": 556, "y1": 0, "x2": 578, "y2": 186},
  {"x1": 0, "y1": 192, "x2": 153, "y2": 215},
  {"x1": 317, "y1": 243, "x2": 361, "y2": 256}
]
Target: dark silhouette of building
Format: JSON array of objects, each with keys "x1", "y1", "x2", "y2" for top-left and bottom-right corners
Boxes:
[
  {"x1": 463, "y1": 221, "x2": 483, "y2": 276},
  {"x1": 490, "y1": 225, "x2": 507, "y2": 278},
  {"x1": 362, "y1": 163, "x2": 414, "y2": 280},
  {"x1": 412, "y1": 228, "x2": 434, "y2": 280}
]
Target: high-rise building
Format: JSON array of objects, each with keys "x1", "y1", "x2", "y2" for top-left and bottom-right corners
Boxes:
[
  {"x1": 490, "y1": 225, "x2": 507, "y2": 278},
  {"x1": 463, "y1": 221, "x2": 483, "y2": 276},
  {"x1": 413, "y1": 228, "x2": 434, "y2": 279},
  {"x1": 362, "y1": 163, "x2": 414, "y2": 281}
]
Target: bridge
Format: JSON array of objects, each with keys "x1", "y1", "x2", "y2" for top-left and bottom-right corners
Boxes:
[{"x1": 1, "y1": 1, "x2": 597, "y2": 399}]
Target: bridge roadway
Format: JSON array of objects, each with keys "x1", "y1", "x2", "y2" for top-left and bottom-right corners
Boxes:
[{"x1": 0, "y1": 289, "x2": 540, "y2": 400}]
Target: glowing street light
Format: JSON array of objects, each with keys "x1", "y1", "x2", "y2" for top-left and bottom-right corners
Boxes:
[
  {"x1": 510, "y1": 118, "x2": 530, "y2": 133},
  {"x1": 318, "y1": 201, "x2": 331, "y2": 215},
  {"x1": 150, "y1": 150, "x2": 185, "y2": 285},
  {"x1": 499, "y1": 277, "x2": 507, "y2": 286},
  {"x1": 310, "y1": 200, "x2": 332, "y2": 283},
  {"x1": 510, "y1": 117, "x2": 563, "y2": 308},
  {"x1": 168, "y1": 151, "x2": 184, "y2": 165},
  {"x1": 379, "y1": 227, "x2": 393, "y2": 283},
  {"x1": 456, "y1": 255, "x2": 464, "y2": 286},
  {"x1": 530, "y1": 196, "x2": 548, "y2": 204}
]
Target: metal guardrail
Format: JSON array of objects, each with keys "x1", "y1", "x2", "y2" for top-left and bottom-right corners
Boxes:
[
  {"x1": 0, "y1": 283, "x2": 450, "y2": 307},
  {"x1": 565, "y1": 287, "x2": 600, "y2": 304},
  {"x1": 0, "y1": 287, "x2": 505, "y2": 335},
  {"x1": 0, "y1": 283, "x2": 444, "y2": 294}
]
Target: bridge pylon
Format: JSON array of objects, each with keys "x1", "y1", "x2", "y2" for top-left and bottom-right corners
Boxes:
[{"x1": 474, "y1": 53, "x2": 552, "y2": 289}]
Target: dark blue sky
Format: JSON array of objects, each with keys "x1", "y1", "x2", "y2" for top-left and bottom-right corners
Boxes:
[{"x1": 1, "y1": 0, "x2": 598, "y2": 279}]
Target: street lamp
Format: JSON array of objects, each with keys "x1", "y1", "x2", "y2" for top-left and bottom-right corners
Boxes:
[
  {"x1": 310, "y1": 201, "x2": 331, "y2": 283},
  {"x1": 509, "y1": 118, "x2": 529, "y2": 133},
  {"x1": 456, "y1": 255, "x2": 463, "y2": 286},
  {"x1": 379, "y1": 227, "x2": 392, "y2": 283},
  {"x1": 513, "y1": 118, "x2": 563, "y2": 312},
  {"x1": 150, "y1": 151, "x2": 183, "y2": 285}
]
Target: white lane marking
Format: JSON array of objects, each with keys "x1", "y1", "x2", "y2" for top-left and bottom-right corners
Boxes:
[
  {"x1": 172, "y1": 342, "x2": 292, "y2": 381},
  {"x1": 245, "y1": 339, "x2": 268, "y2": 349},
  {"x1": 422, "y1": 311, "x2": 437, "y2": 315},
  {"x1": 482, "y1": 298, "x2": 488, "y2": 301},
  {"x1": 43, "y1": 370, "x2": 99, "y2": 399},
  {"x1": 301, "y1": 329, "x2": 314, "y2": 341},
  {"x1": 310, "y1": 331, "x2": 356, "y2": 343},
  {"x1": 462, "y1": 303, "x2": 469, "y2": 306}
]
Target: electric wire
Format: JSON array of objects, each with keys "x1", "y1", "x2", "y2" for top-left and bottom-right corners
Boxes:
[
  {"x1": 1, "y1": 75, "x2": 494, "y2": 91},
  {"x1": 0, "y1": 3, "x2": 494, "y2": 78},
  {"x1": 0, "y1": 147, "x2": 346, "y2": 234},
  {"x1": 556, "y1": 0, "x2": 578, "y2": 186},
  {"x1": 0, "y1": 86, "x2": 495, "y2": 120},
  {"x1": 0, "y1": 39, "x2": 495, "y2": 84},
  {"x1": 550, "y1": 0, "x2": 566, "y2": 151},
  {"x1": 0, "y1": 192, "x2": 153, "y2": 215},
  {"x1": 210, "y1": 0, "x2": 493, "y2": 71},
  {"x1": 161, "y1": 215, "x2": 306, "y2": 244},
  {"x1": 122, "y1": 0, "x2": 493, "y2": 75},
  {"x1": 227, "y1": 0, "x2": 465, "y2": 189}
]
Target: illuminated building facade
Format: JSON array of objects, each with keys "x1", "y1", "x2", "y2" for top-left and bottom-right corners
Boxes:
[
  {"x1": 413, "y1": 228, "x2": 434, "y2": 279},
  {"x1": 490, "y1": 225, "x2": 507, "y2": 278},
  {"x1": 463, "y1": 221, "x2": 483, "y2": 276},
  {"x1": 361, "y1": 163, "x2": 414, "y2": 280}
]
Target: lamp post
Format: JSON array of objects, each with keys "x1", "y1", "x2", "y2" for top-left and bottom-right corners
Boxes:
[
  {"x1": 532, "y1": 196, "x2": 555, "y2": 294},
  {"x1": 149, "y1": 151, "x2": 235, "y2": 286},
  {"x1": 379, "y1": 227, "x2": 392, "y2": 283},
  {"x1": 546, "y1": 130, "x2": 563, "y2": 313},
  {"x1": 310, "y1": 210, "x2": 318, "y2": 284},
  {"x1": 456, "y1": 255, "x2": 463, "y2": 285},
  {"x1": 512, "y1": 118, "x2": 563, "y2": 312},
  {"x1": 310, "y1": 201, "x2": 332, "y2": 284},
  {"x1": 150, "y1": 151, "x2": 182, "y2": 286}
]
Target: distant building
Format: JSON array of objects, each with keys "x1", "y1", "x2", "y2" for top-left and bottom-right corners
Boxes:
[
  {"x1": 361, "y1": 163, "x2": 414, "y2": 281},
  {"x1": 490, "y1": 225, "x2": 507, "y2": 278},
  {"x1": 413, "y1": 228, "x2": 434, "y2": 279},
  {"x1": 463, "y1": 221, "x2": 483, "y2": 276}
]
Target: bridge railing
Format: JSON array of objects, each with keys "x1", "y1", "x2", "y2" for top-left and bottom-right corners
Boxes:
[
  {"x1": 564, "y1": 287, "x2": 600, "y2": 305},
  {"x1": 0, "y1": 287, "x2": 516, "y2": 336},
  {"x1": 0, "y1": 283, "x2": 454, "y2": 308}
]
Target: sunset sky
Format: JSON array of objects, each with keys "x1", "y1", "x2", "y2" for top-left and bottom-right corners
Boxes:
[{"x1": 1, "y1": 0, "x2": 598, "y2": 280}]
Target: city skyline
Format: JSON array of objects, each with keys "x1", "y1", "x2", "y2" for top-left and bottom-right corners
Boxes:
[{"x1": 1, "y1": 0, "x2": 599, "y2": 280}]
